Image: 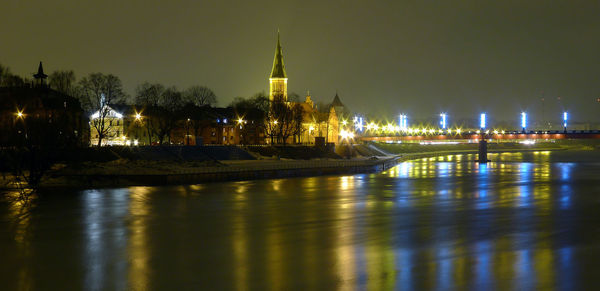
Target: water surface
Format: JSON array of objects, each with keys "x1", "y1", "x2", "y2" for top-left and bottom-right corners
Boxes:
[{"x1": 2, "y1": 150, "x2": 600, "y2": 290}]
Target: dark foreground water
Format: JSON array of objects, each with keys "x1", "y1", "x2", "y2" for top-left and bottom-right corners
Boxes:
[{"x1": 2, "y1": 150, "x2": 600, "y2": 290}]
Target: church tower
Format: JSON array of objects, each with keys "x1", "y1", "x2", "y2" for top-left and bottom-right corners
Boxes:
[
  {"x1": 269, "y1": 31, "x2": 288, "y2": 102},
  {"x1": 33, "y1": 61, "x2": 48, "y2": 87}
]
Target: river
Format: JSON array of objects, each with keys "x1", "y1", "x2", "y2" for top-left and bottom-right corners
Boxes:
[{"x1": 2, "y1": 150, "x2": 600, "y2": 290}]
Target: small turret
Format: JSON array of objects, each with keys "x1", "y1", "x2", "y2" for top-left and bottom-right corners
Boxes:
[
  {"x1": 33, "y1": 61, "x2": 48, "y2": 87},
  {"x1": 304, "y1": 90, "x2": 314, "y2": 108}
]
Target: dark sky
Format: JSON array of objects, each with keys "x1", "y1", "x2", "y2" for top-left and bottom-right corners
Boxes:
[{"x1": 2, "y1": 0, "x2": 599, "y2": 124}]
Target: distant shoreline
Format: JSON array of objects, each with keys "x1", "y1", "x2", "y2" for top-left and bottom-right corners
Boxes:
[
  {"x1": 0, "y1": 147, "x2": 578, "y2": 191},
  {"x1": 39, "y1": 147, "x2": 568, "y2": 190}
]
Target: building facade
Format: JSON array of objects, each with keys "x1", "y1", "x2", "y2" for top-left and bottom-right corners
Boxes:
[
  {"x1": 267, "y1": 33, "x2": 341, "y2": 145},
  {"x1": 89, "y1": 103, "x2": 127, "y2": 146},
  {"x1": 0, "y1": 63, "x2": 87, "y2": 147}
]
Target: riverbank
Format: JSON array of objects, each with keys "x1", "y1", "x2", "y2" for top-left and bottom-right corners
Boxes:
[
  {"x1": 35, "y1": 147, "x2": 570, "y2": 189},
  {"x1": 30, "y1": 156, "x2": 398, "y2": 189},
  {"x1": 0, "y1": 143, "x2": 582, "y2": 190}
]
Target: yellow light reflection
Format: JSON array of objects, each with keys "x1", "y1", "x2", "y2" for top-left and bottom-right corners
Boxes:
[{"x1": 128, "y1": 187, "x2": 151, "y2": 291}]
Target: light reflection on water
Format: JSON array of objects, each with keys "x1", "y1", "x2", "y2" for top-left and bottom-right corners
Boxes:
[{"x1": 1, "y1": 151, "x2": 600, "y2": 289}]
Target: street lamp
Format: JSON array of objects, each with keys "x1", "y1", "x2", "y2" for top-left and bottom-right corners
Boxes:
[
  {"x1": 480, "y1": 113, "x2": 486, "y2": 131},
  {"x1": 15, "y1": 109, "x2": 24, "y2": 119}
]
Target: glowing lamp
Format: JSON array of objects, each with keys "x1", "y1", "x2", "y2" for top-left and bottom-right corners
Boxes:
[
  {"x1": 480, "y1": 113, "x2": 486, "y2": 129},
  {"x1": 440, "y1": 113, "x2": 447, "y2": 129}
]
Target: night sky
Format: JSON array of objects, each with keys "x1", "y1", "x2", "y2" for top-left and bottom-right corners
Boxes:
[{"x1": 2, "y1": 0, "x2": 599, "y2": 123}]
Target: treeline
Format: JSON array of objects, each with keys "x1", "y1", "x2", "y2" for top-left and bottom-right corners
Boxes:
[
  {"x1": 1, "y1": 62, "x2": 221, "y2": 146},
  {"x1": 1, "y1": 62, "x2": 311, "y2": 146},
  {"x1": 0, "y1": 63, "x2": 218, "y2": 109}
]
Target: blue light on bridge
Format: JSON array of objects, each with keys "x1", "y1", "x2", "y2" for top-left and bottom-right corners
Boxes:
[
  {"x1": 563, "y1": 111, "x2": 568, "y2": 130},
  {"x1": 440, "y1": 113, "x2": 447, "y2": 129},
  {"x1": 399, "y1": 114, "x2": 408, "y2": 131},
  {"x1": 521, "y1": 112, "x2": 527, "y2": 131},
  {"x1": 480, "y1": 113, "x2": 486, "y2": 129},
  {"x1": 355, "y1": 116, "x2": 364, "y2": 132},
  {"x1": 359, "y1": 117, "x2": 364, "y2": 131}
]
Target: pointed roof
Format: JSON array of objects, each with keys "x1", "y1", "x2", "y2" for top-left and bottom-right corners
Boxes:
[
  {"x1": 33, "y1": 61, "x2": 48, "y2": 79},
  {"x1": 331, "y1": 92, "x2": 344, "y2": 107},
  {"x1": 270, "y1": 31, "x2": 287, "y2": 78}
]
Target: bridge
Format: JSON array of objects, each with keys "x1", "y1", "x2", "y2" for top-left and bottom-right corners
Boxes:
[{"x1": 359, "y1": 131, "x2": 600, "y2": 143}]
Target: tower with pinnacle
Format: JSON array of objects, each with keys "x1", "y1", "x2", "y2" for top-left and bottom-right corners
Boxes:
[
  {"x1": 33, "y1": 61, "x2": 48, "y2": 87},
  {"x1": 269, "y1": 31, "x2": 288, "y2": 102}
]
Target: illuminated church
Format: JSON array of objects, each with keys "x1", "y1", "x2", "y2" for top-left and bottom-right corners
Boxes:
[{"x1": 268, "y1": 32, "x2": 343, "y2": 144}]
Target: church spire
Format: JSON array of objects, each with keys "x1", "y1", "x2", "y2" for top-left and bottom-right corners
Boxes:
[
  {"x1": 33, "y1": 61, "x2": 48, "y2": 87},
  {"x1": 270, "y1": 30, "x2": 287, "y2": 78}
]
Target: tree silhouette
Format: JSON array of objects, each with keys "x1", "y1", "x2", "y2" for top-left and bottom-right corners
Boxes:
[
  {"x1": 184, "y1": 85, "x2": 217, "y2": 107},
  {"x1": 79, "y1": 73, "x2": 126, "y2": 146},
  {"x1": 49, "y1": 70, "x2": 77, "y2": 96}
]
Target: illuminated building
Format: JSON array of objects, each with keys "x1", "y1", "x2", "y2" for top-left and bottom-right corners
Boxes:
[
  {"x1": 89, "y1": 101, "x2": 126, "y2": 146},
  {"x1": 267, "y1": 32, "x2": 341, "y2": 144}
]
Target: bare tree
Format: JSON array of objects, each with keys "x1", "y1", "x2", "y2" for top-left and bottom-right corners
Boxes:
[
  {"x1": 154, "y1": 86, "x2": 184, "y2": 144},
  {"x1": 270, "y1": 99, "x2": 296, "y2": 145},
  {"x1": 264, "y1": 114, "x2": 278, "y2": 145},
  {"x1": 0, "y1": 63, "x2": 11, "y2": 86},
  {"x1": 49, "y1": 70, "x2": 76, "y2": 95},
  {"x1": 135, "y1": 82, "x2": 165, "y2": 145},
  {"x1": 291, "y1": 103, "x2": 305, "y2": 143},
  {"x1": 184, "y1": 86, "x2": 217, "y2": 107},
  {"x1": 3, "y1": 75, "x2": 28, "y2": 87},
  {"x1": 230, "y1": 93, "x2": 270, "y2": 144},
  {"x1": 79, "y1": 73, "x2": 126, "y2": 146},
  {"x1": 0, "y1": 63, "x2": 30, "y2": 87},
  {"x1": 135, "y1": 82, "x2": 163, "y2": 107}
]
